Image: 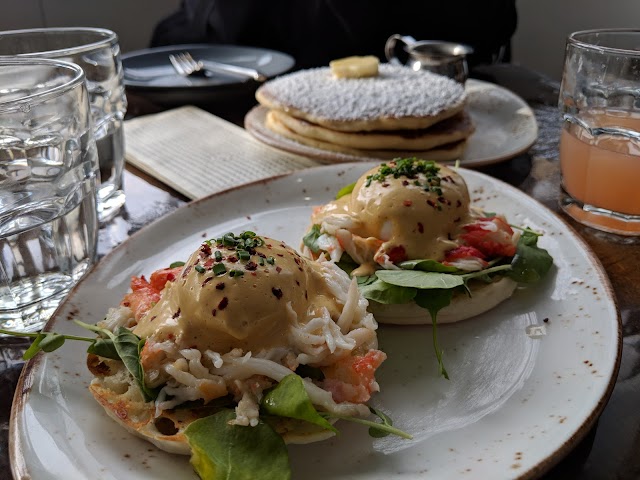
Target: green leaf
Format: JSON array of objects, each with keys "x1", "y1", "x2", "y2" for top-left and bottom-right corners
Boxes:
[
  {"x1": 185, "y1": 410, "x2": 291, "y2": 480},
  {"x1": 335, "y1": 182, "x2": 356, "y2": 199},
  {"x1": 87, "y1": 337, "x2": 120, "y2": 360},
  {"x1": 322, "y1": 412, "x2": 412, "y2": 439},
  {"x1": 169, "y1": 261, "x2": 185, "y2": 268},
  {"x1": 261, "y1": 374, "x2": 337, "y2": 433},
  {"x1": 38, "y1": 333, "x2": 66, "y2": 352},
  {"x1": 336, "y1": 252, "x2": 358, "y2": 276},
  {"x1": 113, "y1": 327, "x2": 157, "y2": 402},
  {"x1": 398, "y1": 259, "x2": 459, "y2": 273},
  {"x1": 302, "y1": 224, "x2": 322, "y2": 254},
  {"x1": 358, "y1": 276, "x2": 417, "y2": 304},
  {"x1": 415, "y1": 289, "x2": 453, "y2": 379},
  {"x1": 22, "y1": 333, "x2": 46, "y2": 360},
  {"x1": 506, "y1": 231, "x2": 553, "y2": 283},
  {"x1": 375, "y1": 270, "x2": 464, "y2": 289},
  {"x1": 368, "y1": 406, "x2": 394, "y2": 438}
]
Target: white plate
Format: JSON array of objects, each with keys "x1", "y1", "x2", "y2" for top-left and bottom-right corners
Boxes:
[
  {"x1": 11, "y1": 163, "x2": 619, "y2": 480},
  {"x1": 244, "y1": 79, "x2": 539, "y2": 168}
]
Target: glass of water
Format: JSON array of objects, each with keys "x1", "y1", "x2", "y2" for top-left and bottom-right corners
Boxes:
[
  {"x1": 0, "y1": 27, "x2": 127, "y2": 223},
  {"x1": 0, "y1": 58, "x2": 99, "y2": 332}
]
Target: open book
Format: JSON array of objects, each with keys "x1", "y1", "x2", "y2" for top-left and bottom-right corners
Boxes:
[{"x1": 124, "y1": 106, "x2": 321, "y2": 200}]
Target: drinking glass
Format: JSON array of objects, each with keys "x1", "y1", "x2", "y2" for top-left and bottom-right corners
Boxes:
[
  {"x1": 0, "y1": 27, "x2": 127, "y2": 222},
  {"x1": 559, "y1": 29, "x2": 640, "y2": 236},
  {"x1": 0, "y1": 58, "x2": 99, "y2": 332}
]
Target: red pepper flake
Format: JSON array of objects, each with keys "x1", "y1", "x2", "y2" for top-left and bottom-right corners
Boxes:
[
  {"x1": 437, "y1": 196, "x2": 446, "y2": 203},
  {"x1": 245, "y1": 261, "x2": 258, "y2": 271},
  {"x1": 200, "y1": 243, "x2": 212, "y2": 256},
  {"x1": 276, "y1": 253, "x2": 284, "y2": 257},
  {"x1": 251, "y1": 271, "x2": 257, "y2": 276},
  {"x1": 272, "y1": 287, "x2": 283, "y2": 299},
  {"x1": 172, "y1": 308, "x2": 181, "y2": 319},
  {"x1": 427, "y1": 199, "x2": 437, "y2": 208},
  {"x1": 182, "y1": 265, "x2": 192, "y2": 277},
  {"x1": 417, "y1": 222, "x2": 424, "y2": 233},
  {"x1": 122, "y1": 301, "x2": 131, "y2": 307},
  {"x1": 201, "y1": 277, "x2": 213, "y2": 287},
  {"x1": 167, "y1": 332, "x2": 174, "y2": 340},
  {"x1": 228, "y1": 256, "x2": 238, "y2": 263},
  {"x1": 204, "y1": 258, "x2": 215, "y2": 268},
  {"x1": 218, "y1": 297, "x2": 229, "y2": 310},
  {"x1": 402, "y1": 180, "x2": 409, "y2": 186},
  {"x1": 215, "y1": 282, "x2": 225, "y2": 290},
  {"x1": 211, "y1": 309, "x2": 217, "y2": 317},
  {"x1": 403, "y1": 199, "x2": 413, "y2": 207},
  {"x1": 295, "y1": 280, "x2": 300, "y2": 286},
  {"x1": 276, "y1": 266, "x2": 282, "y2": 273},
  {"x1": 293, "y1": 257, "x2": 301, "y2": 266},
  {"x1": 382, "y1": 183, "x2": 389, "y2": 187},
  {"x1": 257, "y1": 252, "x2": 266, "y2": 258}
]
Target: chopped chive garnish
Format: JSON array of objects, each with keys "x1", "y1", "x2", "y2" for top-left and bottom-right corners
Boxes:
[
  {"x1": 229, "y1": 269, "x2": 244, "y2": 277},
  {"x1": 266, "y1": 256, "x2": 275, "y2": 265},
  {"x1": 169, "y1": 261, "x2": 185, "y2": 268},
  {"x1": 237, "y1": 250, "x2": 250, "y2": 261},
  {"x1": 213, "y1": 264, "x2": 226, "y2": 275},
  {"x1": 241, "y1": 231, "x2": 256, "y2": 239},
  {"x1": 214, "y1": 251, "x2": 222, "y2": 261},
  {"x1": 194, "y1": 265, "x2": 205, "y2": 274},
  {"x1": 259, "y1": 257, "x2": 265, "y2": 266}
]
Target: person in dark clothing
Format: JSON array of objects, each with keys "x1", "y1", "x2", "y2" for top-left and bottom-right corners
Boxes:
[{"x1": 150, "y1": 0, "x2": 518, "y2": 70}]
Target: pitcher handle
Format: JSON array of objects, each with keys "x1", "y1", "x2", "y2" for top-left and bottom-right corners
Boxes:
[{"x1": 384, "y1": 34, "x2": 417, "y2": 65}]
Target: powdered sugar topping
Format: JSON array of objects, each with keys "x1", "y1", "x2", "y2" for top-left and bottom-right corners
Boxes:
[{"x1": 260, "y1": 64, "x2": 466, "y2": 122}]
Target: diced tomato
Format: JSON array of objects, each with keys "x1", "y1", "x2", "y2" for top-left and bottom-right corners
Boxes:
[
  {"x1": 445, "y1": 245, "x2": 486, "y2": 262},
  {"x1": 460, "y1": 217, "x2": 516, "y2": 258},
  {"x1": 321, "y1": 350, "x2": 386, "y2": 404},
  {"x1": 385, "y1": 245, "x2": 407, "y2": 264},
  {"x1": 149, "y1": 266, "x2": 183, "y2": 291}
]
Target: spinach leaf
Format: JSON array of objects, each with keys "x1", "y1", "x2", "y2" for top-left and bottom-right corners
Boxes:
[
  {"x1": 302, "y1": 224, "x2": 322, "y2": 254},
  {"x1": 336, "y1": 252, "x2": 359, "y2": 276},
  {"x1": 87, "y1": 337, "x2": 120, "y2": 360},
  {"x1": 335, "y1": 182, "x2": 356, "y2": 199},
  {"x1": 375, "y1": 270, "x2": 465, "y2": 289},
  {"x1": 113, "y1": 327, "x2": 157, "y2": 402},
  {"x1": 398, "y1": 259, "x2": 459, "y2": 273},
  {"x1": 507, "y1": 230, "x2": 553, "y2": 283},
  {"x1": 185, "y1": 409, "x2": 291, "y2": 480},
  {"x1": 38, "y1": 333, "x2": 66, "y2": 352},
  {"x1": 261, "y1": 374, "x2": 337, "y2": 433},
  {"x1": 358, "y1": 275, "x2": 417, "y2": 304},
  {"x1": 415, "y1": 289, "x2": 453, "y2": 380}
]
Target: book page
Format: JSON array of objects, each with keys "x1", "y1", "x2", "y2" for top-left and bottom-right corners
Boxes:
[{"x1": 124, "y1": 106, "x2": 321, "y2": 199}]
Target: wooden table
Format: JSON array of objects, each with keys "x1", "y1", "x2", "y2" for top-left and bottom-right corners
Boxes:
[{"x1": 1, "y1": 63, "x2": 639, "y2": 479}]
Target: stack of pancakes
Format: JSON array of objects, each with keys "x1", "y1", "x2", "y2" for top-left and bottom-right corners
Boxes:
[{"x1": 255, "y1": 64, "x2": 474, "y2": 161}]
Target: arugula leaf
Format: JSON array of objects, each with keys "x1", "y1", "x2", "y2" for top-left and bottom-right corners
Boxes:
[
  {"x1": 375, "y1": 270, "x2": 465, "y2": 289},
  {"x1": 302, "y1": 224, "x2": 322, "y2": 254},
  {"x1": 113, "y1": 327, "x2": 158, "y2": 402},
  {"x1": 261, "y1": 374, "x2": 337, "y2": 433},
  {"x1": 335, "y1": 182, "x2": 356, "y2": 199},
  {"x1": 507, "y1": 230, "x2": 553, "y2": 283},
  {"x1": 321, "y1": 412, "x2": 413, "y2": 439},
  {"x1": 398, "y1": 259, "x2": 459, "y2": 273},
  {"x1": 368, "y1": 406, "x2": 394, "y2": 438},
  {"x1": 38, "y1": 333, "x2": 66, "y2": 352},
  {"x1": 185, "y1": 409, "x2": 291, "y2": 480},
  {"x1": 414, "y1": 289, "x2": 453, "y2": 380}
]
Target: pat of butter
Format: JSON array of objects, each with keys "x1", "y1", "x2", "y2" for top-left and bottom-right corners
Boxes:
[{"x1": 329, "y1": 56, "x2": 379, "y2": 79}]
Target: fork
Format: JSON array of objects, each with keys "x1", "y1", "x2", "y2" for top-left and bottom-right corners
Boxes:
[{"x1": 168, "y1": 52, "x2": 267, "y2": 82}]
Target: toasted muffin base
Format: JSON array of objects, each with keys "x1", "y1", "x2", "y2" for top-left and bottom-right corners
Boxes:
[{"x1": 369, "y1": 277, "x2": 518, "y2": 325}]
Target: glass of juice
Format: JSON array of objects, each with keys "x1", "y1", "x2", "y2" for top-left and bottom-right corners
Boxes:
[{"x1": 559, "y1": 29, "x2": 640, "y2": 236}]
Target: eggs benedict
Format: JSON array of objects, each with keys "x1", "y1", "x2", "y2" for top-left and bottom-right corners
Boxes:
[
  {"x1": 302, "y1": 159, "x2": 553, "y2": 326},
  {"x1": 87, "y1": 232, "x2": 390, "y2": 456}
]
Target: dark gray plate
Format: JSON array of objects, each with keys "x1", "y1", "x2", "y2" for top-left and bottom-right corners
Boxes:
[{"x1": 122, "y1": 44, "x2": 295, "y2": 108}]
